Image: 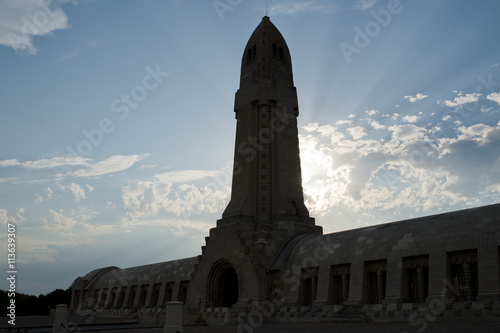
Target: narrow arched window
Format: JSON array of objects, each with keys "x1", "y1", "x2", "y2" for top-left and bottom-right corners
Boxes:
[
  {"x1": 252, "y1": 45, "x2": 256, "y2": 59},
  {"x1": 278, "y1": 46, "x2": 284, "y2": 60},
  {"x1": 272, "y1": 44, "x2": 277, "y2": 57},
  {"x1": 247, "y1": 48, "x2": 252, "y2": 62}
]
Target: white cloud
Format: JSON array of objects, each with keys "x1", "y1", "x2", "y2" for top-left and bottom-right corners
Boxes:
[
  {"x1": 0, "y1": 154, "x2": 146, "y2": 180},
  {"x1": 68, "y1": 183, "x2": 86, "y2": 201},
  {"x1": 336, "y1": 119, "x2": 353, "y2": 126},
  {"x1": 402, "y1": 115, "x2": 420, "y2": 123},
  {"x1": 300, "y1": 118, "x2": 500, "y2": 219},
  {"x1": 0, "y1": 209, "x2": 8, "y2": 225},
  {"x1": 404, "y1": 93, "x2": 428, "y2": 103},
  {"x1": 346, "y1": 126, "x2": 366, "y2": 140},
  {"x1": 269, "y1": 0, "x2": 332, "y2": 16},
  {"x1": 0, "y1": 208, "x2": 25, "y2": 225},
  {"x1": 46, "y1": 209, "x2": 76, "y2": 231},
  {"x1": 35, "y1": 193, "x2": 43, "y2": 203},
  {"x1": 315, "y1": 124, "x2": 337, "y2": 137},
  {"x1": 365, "y1": 109, "x2": 379, "y2": 116},
  {"x1": 442, "y1": 115, "x2": 451, "y2": 121},
  {"x1": 0, "y1": 159, "x2": 20, "y2": 167},
  {"x1": 64, "y1": 154, "x2": 149, "y2": 178},
  {"x1": 0, "y1": 0, "x2": 72, "y2": 55},
  {"x1": 443, "y1": 91, "x2": 482, "y2": 107},
  {"x1": 26, "y1": 156, "x2": 92, "y2": 169},
  {"x1": 456, "y1": 123, "x2": 496, "y2": 142},
  {"x1": 303, "y1": 122, "x2": 319, "y2": 132},
  {"x1": 480, "y1": 105, "x2": 493, "y2": 113},
  {"x1": 121, "y1": 176, "x2": 230, "y2": 221},
  {"x1": 139, "y1": 163, "x2": 158, "y2": 170},
  {"x1": 356, "y1": 0, "x2": 377, "y2": 10},
  {"x1": 43, "y1": 208, "x2": 111, "y2": 238},
  {"x1": 35, "y1": 187, "x2": 54, "y2": 203},
  {"x1": 487, "y1": 92, "x2": 500, "y2": 106},
  {"x1": 370, "y1": 120, "x2": 386, "y2": 130},
  {"x1": 155, "y1": 169, "x2": 222, "y2": 183},
  {"x1": 0, "y1": 156, "x2": 91, "y2": 169},
  {"x1": 347, "y1": 114, "x2": 356, "y2": 119},
  {"x1": 388, "y1": 124, "x2": 425, "y2": 141}
]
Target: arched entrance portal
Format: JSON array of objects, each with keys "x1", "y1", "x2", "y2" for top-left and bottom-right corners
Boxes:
[{"x1": 207, "y1": 260, "x2": 239, "y2": 307}]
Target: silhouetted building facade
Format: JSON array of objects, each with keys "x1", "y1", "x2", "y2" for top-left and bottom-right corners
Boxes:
[{"x1": 71, "y1": 17, "x2": 500, "y2": 324}]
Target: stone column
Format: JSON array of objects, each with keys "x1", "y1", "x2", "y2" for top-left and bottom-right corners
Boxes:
[
  {"x1": 345, "y1": 261, "x2": 363, "y2": 305},
  {"x1": 52, "y1": 304, "x2": 68, "y2": 333},
  {"x1": 427, "y1": 252, "x2": 447, "y2": 301},
  {"x1": 314, "y1": 266, "x2": 329, "y2": 305},
  {"x1": 477, "y1": 245, "x2": 500, "y2": 302},
  {"x1": 163, "y1": 301, "x2": 183, "y2": 333}
]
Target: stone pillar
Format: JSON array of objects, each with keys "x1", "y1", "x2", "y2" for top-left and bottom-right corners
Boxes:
[
  {"x1": 163, "y1": 301, "x2": 183, "y2": 333},
  {"x1": 315, "y1": 266, "x2": 329, "y2": 304},
  {"x1": 52, "y1": 304, "x2": 68, "y2": 333},
  {"x1": 427, "y1": 252, "x2": 447, "y2": 301},
  {"x1": 384, "y1": 258, "x2": 402, "y2": 304},
  {"x1": 345, "y1": 261, "x2": 363, "y2": 305},
  {"x1": 477, "y1": 244, "x2": 500, "y2": 302}
]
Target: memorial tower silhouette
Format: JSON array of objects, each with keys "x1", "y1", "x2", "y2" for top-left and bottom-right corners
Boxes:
[{"x1": 188, "y1": 16, "x2": 322, "y2": 311}]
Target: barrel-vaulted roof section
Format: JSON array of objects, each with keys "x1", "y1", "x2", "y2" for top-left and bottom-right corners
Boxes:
[
  {"x1": 271, "y1": 203, "x2": 500, "y2": 270},
  {"x1": 81, "y1": 257, "x2": 197, "y2": 290}
]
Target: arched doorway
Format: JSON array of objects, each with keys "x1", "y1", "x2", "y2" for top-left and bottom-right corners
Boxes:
[{"x1": 207, "y1": 260, "x2": 239, "y2": 307}]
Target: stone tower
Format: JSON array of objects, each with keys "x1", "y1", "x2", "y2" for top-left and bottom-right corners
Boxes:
[
  {"x1": 220, "y1": 16, "x2": 318, "y2": 236},
  {"x1": 188, "y1": 17, "x2": 321, "y2": 314}
]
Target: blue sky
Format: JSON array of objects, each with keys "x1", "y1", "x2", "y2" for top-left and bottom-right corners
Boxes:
[{"x1": 1, "y1": 0, "x2": 500, "y2": 295}]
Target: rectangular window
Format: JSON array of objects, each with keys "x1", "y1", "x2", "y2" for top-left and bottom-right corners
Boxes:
[
  {"x1": 447, "y1": 249, "x2": 478, "y2": 301},
  {"x1": 364, "y1": 259, "x2": 387, "y2": 304},
  {"x1": 403, "y1": 255, "x2": 429, "y2": 303},
  {"x1": 164, "y1": 282, "x2": 175, "y2": 304},
  {"x1": 178, "y1": 280, "x2": 189, "y2": 303},
  {"x1": 148, "y1": 283, "x2": 161, "y2": 308},
  {"x1": 127, "y1": 286, "x2": 137, "y2": 308},
  {"x1": 138, "y1": 284, "x2": 149, "y2": 308},
  {"x1": 329, "y1": 264, "x2": 350, "y2": 305},
  {"x1": 298, "y1": 267, "x2": 318, "y2": 306}
]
